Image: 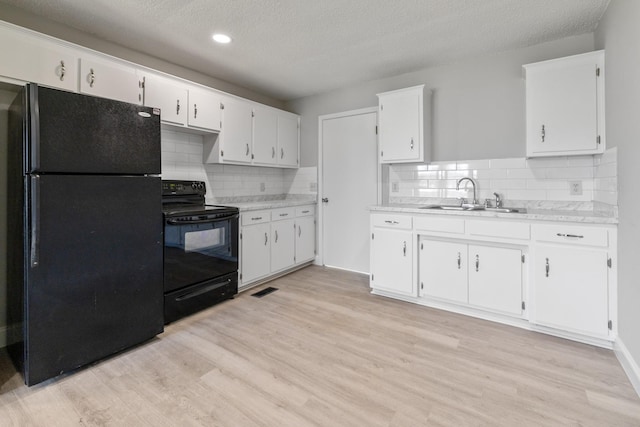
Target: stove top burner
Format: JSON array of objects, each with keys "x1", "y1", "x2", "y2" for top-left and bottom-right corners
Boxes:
[{"x1": 161, "y1": 180, "x2": 238, "y2": 217}]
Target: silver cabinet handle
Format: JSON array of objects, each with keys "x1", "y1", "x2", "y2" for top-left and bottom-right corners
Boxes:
[
  {"x1": 298, "y1": 225, "x2": 302, "y2": 237},
  {"x1": 457, "y1": 252, "x2": 461, "y2": 269},
  {"x1": 545, "y1": 257, "x2": 550, "y2": 277},
  {"x1": 403, "y1": 241, "x2": 407, "y2": 256},
  {"x1": 301, "y1": 210, "x2": 309, "y2": 214},
  {"x1": 541, "y1": 124, "x2": 546, "y2": 142},
  {"x1": 264, "y1": 232, "x2": 268, "y2": 245},
  {"x1": 272, "y1": 147, "x2": 276, "y2": 158},
  {"x1": 475, "y1": 254, "x2": 479, "y2": 272},
  {"x1": 556, "y1": 233, "x2": 584, "y2": 239},
  {"x1": 246, "y1": 143, "x2": 250, "y2": 156},
  {"x1": 251, "y1": 216, "x2": 262, "y2": 221},
  {"x1": 275, "y1": 230, "x2": 278, "y2": 243},
  {"x1": 194, "y1": 104, "x2": 198, "y2": 119},
  {"x1": 279, "y1": 213, "x2": 288, "y2": 217},
  {"x1": 176, "y1": 99, "x2": 180, "y2": 115},
  {"x1": 410, "y1": 138, "x2": 414, "y2": 150},
  {"x1": 384, "y1": 220, "x2": 399, "y2": 225},
  {"x1": 322, "y1": 198, "x2": 329, "y2": 203},
  {"x1": 281, "y1": 147, "x2": 284, "y2": 159},
  {"x1": 59, "y1": 60, "x2": 65, "y2": 81},
  {"x1": 89, "y1": 68, "x2": 95, "y2": 87}
]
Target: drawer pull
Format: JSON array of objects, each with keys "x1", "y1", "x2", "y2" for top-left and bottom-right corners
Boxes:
[
  {"x1": 251, "y1": 216, "x2": 263, "y2": 221},
  {"x1": 556, "y1": 233, "x2": 584, "y2": 239},
  {"x1": 384, "y1": 220, "x2": 399, "y2": 225},
  {"x1": 302, "y1": 210, "x2": 309, "y2": 214},
  {"x1": 279, "y1": 213, "x2": 288, "y2": 217}
]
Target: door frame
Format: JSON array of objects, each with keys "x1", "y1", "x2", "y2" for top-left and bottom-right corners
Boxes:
[{"x1": 317, "y1": 106, "x2": 380, "y2": 268}]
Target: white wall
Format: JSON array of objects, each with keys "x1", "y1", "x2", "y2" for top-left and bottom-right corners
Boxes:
[
  {"x1": 595, "y1": 0, "x2": 640, "y2": 387},
  {"x1": 286, "y1": 34, "x2": 595, "y2": 167}
]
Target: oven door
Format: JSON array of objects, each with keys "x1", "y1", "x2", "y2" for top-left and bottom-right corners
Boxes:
[{"x1": 164, "y1": 212, "x2": 239, "y2": 293}]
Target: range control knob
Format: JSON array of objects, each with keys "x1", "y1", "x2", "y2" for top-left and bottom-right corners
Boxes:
[
  {"x1": 198, "y1": 183, "x2": 205, "y2": 190},
  {"x1": 191, "y1": 182, "x2": 198, "y2": 190}
]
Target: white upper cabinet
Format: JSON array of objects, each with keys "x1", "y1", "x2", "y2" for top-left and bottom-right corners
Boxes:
[
  {"x1": 188, "y1": 87, "x2": 222, "y2": 132},
  {"x1": 252, "y1": 105, "x2": 278, "y2": 165},
  {"x1": 219, "y1": 97, "x2": 253, "y2": 163},
  {"x1": 79, "y1": 55, "x2": 142, "y2": 105},
  {"x1": 524, "y1": 51, "x2": 605, "y2": 157},
  {"x1": 277, "y1": 112, "x2": 299, "y2": 168},
  {"x1": 377, "y1": 85, "x2": 425, "y2": 163},
  {"x1": 143, "y1": 74, "x2": 188, "y2": 125},
  {"x1": 0, "y1": 24, "x2": 77, "y2": 92}
]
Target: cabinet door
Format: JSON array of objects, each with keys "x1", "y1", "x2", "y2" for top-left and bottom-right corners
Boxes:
[
  {"x1": 253, "y1": 105, "x2": 278, "y2": 165},
  {"x1": 378, "y1": 86, "x2": 423, "y2": 163},
  {"x1": 468, "y1": 245, "x2": 522, "y2": 316},
  {"x1": 419, "y1": 239, "x2": 467, "y2": 303},
  {"x1": 370, "y1": 228, "x2": 414, "y2": 296},
  {"x1": 188, "y1": 87, "x2": 222, "y2": 131},
  {"x1": 277, "y1": 113, "x2": 299, "y2": 168},
  {"x1": 271, "y1": 219, "x2": 295, "y2": 272},
  {"x1": 241, "y1": 223, "x2": 271, "y2": 284},
  {"x1": 143, "y1": 74, "x2": 188, "y2": 125},
  {"x1": 79, "y1": 57, "x2": 142, "y2": 105},
  {"x1": 295, "y1": 216, "x2": 315, "y2": 264},
  {"x1": 533, "y1": 245, "x2": 609, "y2": 337},
  {"x1": 0, "y1": 25, "x2": 77, "y2": 92},
  {"x1": 526, "y1": 52, "x2": 602, "y2": 156},
  {"x1": 220, "y1": 98, "x2": 253, "y2": 163}
]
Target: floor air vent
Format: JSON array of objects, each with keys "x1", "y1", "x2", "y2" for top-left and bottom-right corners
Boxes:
[{"x1": 251, "y1": 287, "x2": 278, "y2": 298}]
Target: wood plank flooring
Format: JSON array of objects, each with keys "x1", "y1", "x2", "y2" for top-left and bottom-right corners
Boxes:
[{"x1": 1, "y1": 265, "x2": 639, "y2": 426}]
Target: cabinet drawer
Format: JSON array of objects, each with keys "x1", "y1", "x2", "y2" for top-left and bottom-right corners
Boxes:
[
  {"x1": 296, "y1": 205, "x2": 315, "y2": 217},
  {"x1": 371, "y1": 213, "x2": 412, "y2": 230},
  {"x1": 272, "y1": 207, "x2": 296, "y2": 221},
  {"x1": 414, "y1": 216, "x2": 464, "y2": 234},
  {"x1": 532, "y1": 224, "x2": 608, "y2": 247},
  {"x1": 241, "y1": 210, "x2": 271, "y2": 225},
  {"x1": 467, "y1": 220, "x2": 530, "y2": 240}
]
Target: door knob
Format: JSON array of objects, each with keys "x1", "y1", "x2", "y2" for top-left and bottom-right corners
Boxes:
[{"x1": 322, "y1": 198, "x2": 329, "y2": 203}]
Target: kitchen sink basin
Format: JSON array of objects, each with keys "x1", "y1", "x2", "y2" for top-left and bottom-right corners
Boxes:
[{"x1": 419, "y1": 205, "x2": 526, "y2": 213}]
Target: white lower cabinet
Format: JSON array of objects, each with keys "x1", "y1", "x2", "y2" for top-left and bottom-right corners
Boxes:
[
  {"x1": 468, "y1": 245, "x2": 523, "y2": 316},
  {"x1": 372, "y1": 211, "x2": 616, "y2": 346},
  {"x1": 419, "y1": 239, "x2": 467, "y2": 303},
  {"x1": 419, "y1": 239, "x2": 523, "y2": 316},
  {"x1": 370, "y1": 221, "x2": 415, "y2": 297},
  {"x1": 240, "y1": 205, "x2": 316, "y2": 288}
]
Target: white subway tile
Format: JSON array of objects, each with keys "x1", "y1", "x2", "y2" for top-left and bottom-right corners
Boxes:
[
  {"x1": 506, "y1": 168, "x2": 536, "y2": 180},
  {"x1": 490, "y1": 158, "x2": 526, "y2": 169},
  {"x1": 490, "y1": 179, "x2": 527, "y2": 190},
  {"x1": 526, "y1": 157, "x2": 568, "y2": 168},
  {"x1": 566, "y1": 156, "x2": 595, "y2": 167},
  {"x1": 163, "y1": 151, "x2": 190, "y2": 163},
  {"x1": 428, "y1": 162, "x2": 457, "y2": 171},
  {"x1": 457, "y1": 159, "x2": 491, "y2": 170},
  {"x1": 545, "y1": 166, "x2": 594, "y2": 179}
]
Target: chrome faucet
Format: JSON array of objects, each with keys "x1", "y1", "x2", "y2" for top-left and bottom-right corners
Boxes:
[
  {"x1": 493, "y1": 192, "x2": 503, "y2": 208},
  {"x1": 456, "y1": 177, "x2": 478, "y2": 205}
]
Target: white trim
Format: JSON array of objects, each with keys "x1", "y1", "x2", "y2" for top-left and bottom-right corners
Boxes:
[
  {"x1": 317, "y1": 107, "x2": 379, "y2": 268},
  {"x1": 615, "y1": 338, "x2": 640, "y2": 398}
]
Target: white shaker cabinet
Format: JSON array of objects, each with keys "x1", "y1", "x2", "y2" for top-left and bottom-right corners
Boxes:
[
  {"x1": 188, "y1": 87, "x2": 222, "y2": 132},
  {"x1": 252, "y1": 105, "x2": 278, "y2": 165},
  {"x1": 419, "y1": 239, "x2": 468, "y2": 304},
  {"x1": 532, "y1": 224, "x2": 611, "y2": 338},
  {"x1": 270, "y1": 208, "x2": 296, "y2": 272},
  {"x1": 524, "y1": 50, "x2": 605, "y2": 157},
  {"x1": 219, "y1": 98, "x2": 253, "y2": 163},
  {"x1": 370, "y1": 214, "x2": 415, "y2": 297},
  {"x1": 240, "y1": 212, "x2": 271, "y2": 284},
  {"x1": 468, "y1": 245, "x2": 523, "y2": 316},
  {"x1": 143, "y1": 74, "x2": 188, "y2": 125},
  {"x1": 79, "y1": 56, "x2": 142, "y2": 105},
  {"x1": 377, "y1": 85, "x2": 425, "y2": 164},
  {"x1": 295, "y1": 211, "x2": 316, "y2": 264},
  {"x1": 0, "y1": 24, "x2": 77, "y2": 92},
  {"x1": 277, "y1": 112, "x2": 300, "y2": 168}
]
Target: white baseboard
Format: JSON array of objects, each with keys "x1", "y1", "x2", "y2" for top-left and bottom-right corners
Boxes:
[{"x1": 615, "y1": 338, "x2": 640, "y2": 398}]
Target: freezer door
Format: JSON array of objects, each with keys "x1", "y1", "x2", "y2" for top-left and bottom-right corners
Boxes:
[
  {"x1": 24, "y1": 175, "x2": 163, "y2": 386},
  {"x1": 25, "y1": 84, "x2": 160, "y2": 175}
]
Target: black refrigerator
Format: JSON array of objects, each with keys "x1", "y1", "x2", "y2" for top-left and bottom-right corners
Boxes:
[{"x1": 7, "y1": 84, "x2": 164, "y2": 386}]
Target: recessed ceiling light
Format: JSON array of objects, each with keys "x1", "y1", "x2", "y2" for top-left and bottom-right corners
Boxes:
[{"x1": 212, "y1": 33, "x2": 232, "y2": 44}]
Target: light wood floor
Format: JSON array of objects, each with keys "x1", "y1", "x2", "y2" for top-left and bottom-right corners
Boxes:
[{"x1": 1, "y1": 266, "x2": 639, "y2": 426}]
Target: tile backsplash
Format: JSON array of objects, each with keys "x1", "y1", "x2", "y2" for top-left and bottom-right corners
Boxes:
[
  {"x1": 388, "y1": 147, "x2": 617, "y2": 210},
  {"x1": 160, "y1": 129, "x2": 317, "y2": 203}
]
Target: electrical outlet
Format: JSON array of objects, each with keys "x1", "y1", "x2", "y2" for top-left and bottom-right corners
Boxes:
[
  {"x1": 569, "y1": 180, "x2": 582, "y2": 196},
  {"x1": 260, "y1": 182, "x2": 266, "y2": 192},
  {"x1": 392, "y1": 182, "x2": 399, "y2": 193},
  {"x1": 310, "y1": 182, "x2": 317, "y2": 192}
]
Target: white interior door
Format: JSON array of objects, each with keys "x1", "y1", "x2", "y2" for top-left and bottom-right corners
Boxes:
[{"x1": 321, "y1": 109, "x2": 378, "y2": 273}]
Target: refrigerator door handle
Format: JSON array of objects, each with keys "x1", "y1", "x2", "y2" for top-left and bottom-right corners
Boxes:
[{"x1": 30, "y1": 175, "x2": 40, "y2": 267}]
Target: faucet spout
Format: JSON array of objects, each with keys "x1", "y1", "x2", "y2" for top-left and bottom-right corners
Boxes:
[{"x1": 456, "y1": 177, "x2": 478, "y2": 205}]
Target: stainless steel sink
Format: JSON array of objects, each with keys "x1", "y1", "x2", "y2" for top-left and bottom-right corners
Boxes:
[
  {"x1": 419, "y1": 204, "x2": 526, "y2": 213},
  {"x1": 485, "y1": 207, "x2": 526, "y2": 213}
]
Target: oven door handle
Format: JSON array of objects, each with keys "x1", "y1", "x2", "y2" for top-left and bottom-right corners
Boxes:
[{"x1": 166, "y1": 214, "x2": 238, "y2": 225}]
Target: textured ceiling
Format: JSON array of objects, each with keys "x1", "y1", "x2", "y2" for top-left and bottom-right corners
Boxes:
[{"x1": 0, "y1": 0, "x2": 610, "y2": 101}]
